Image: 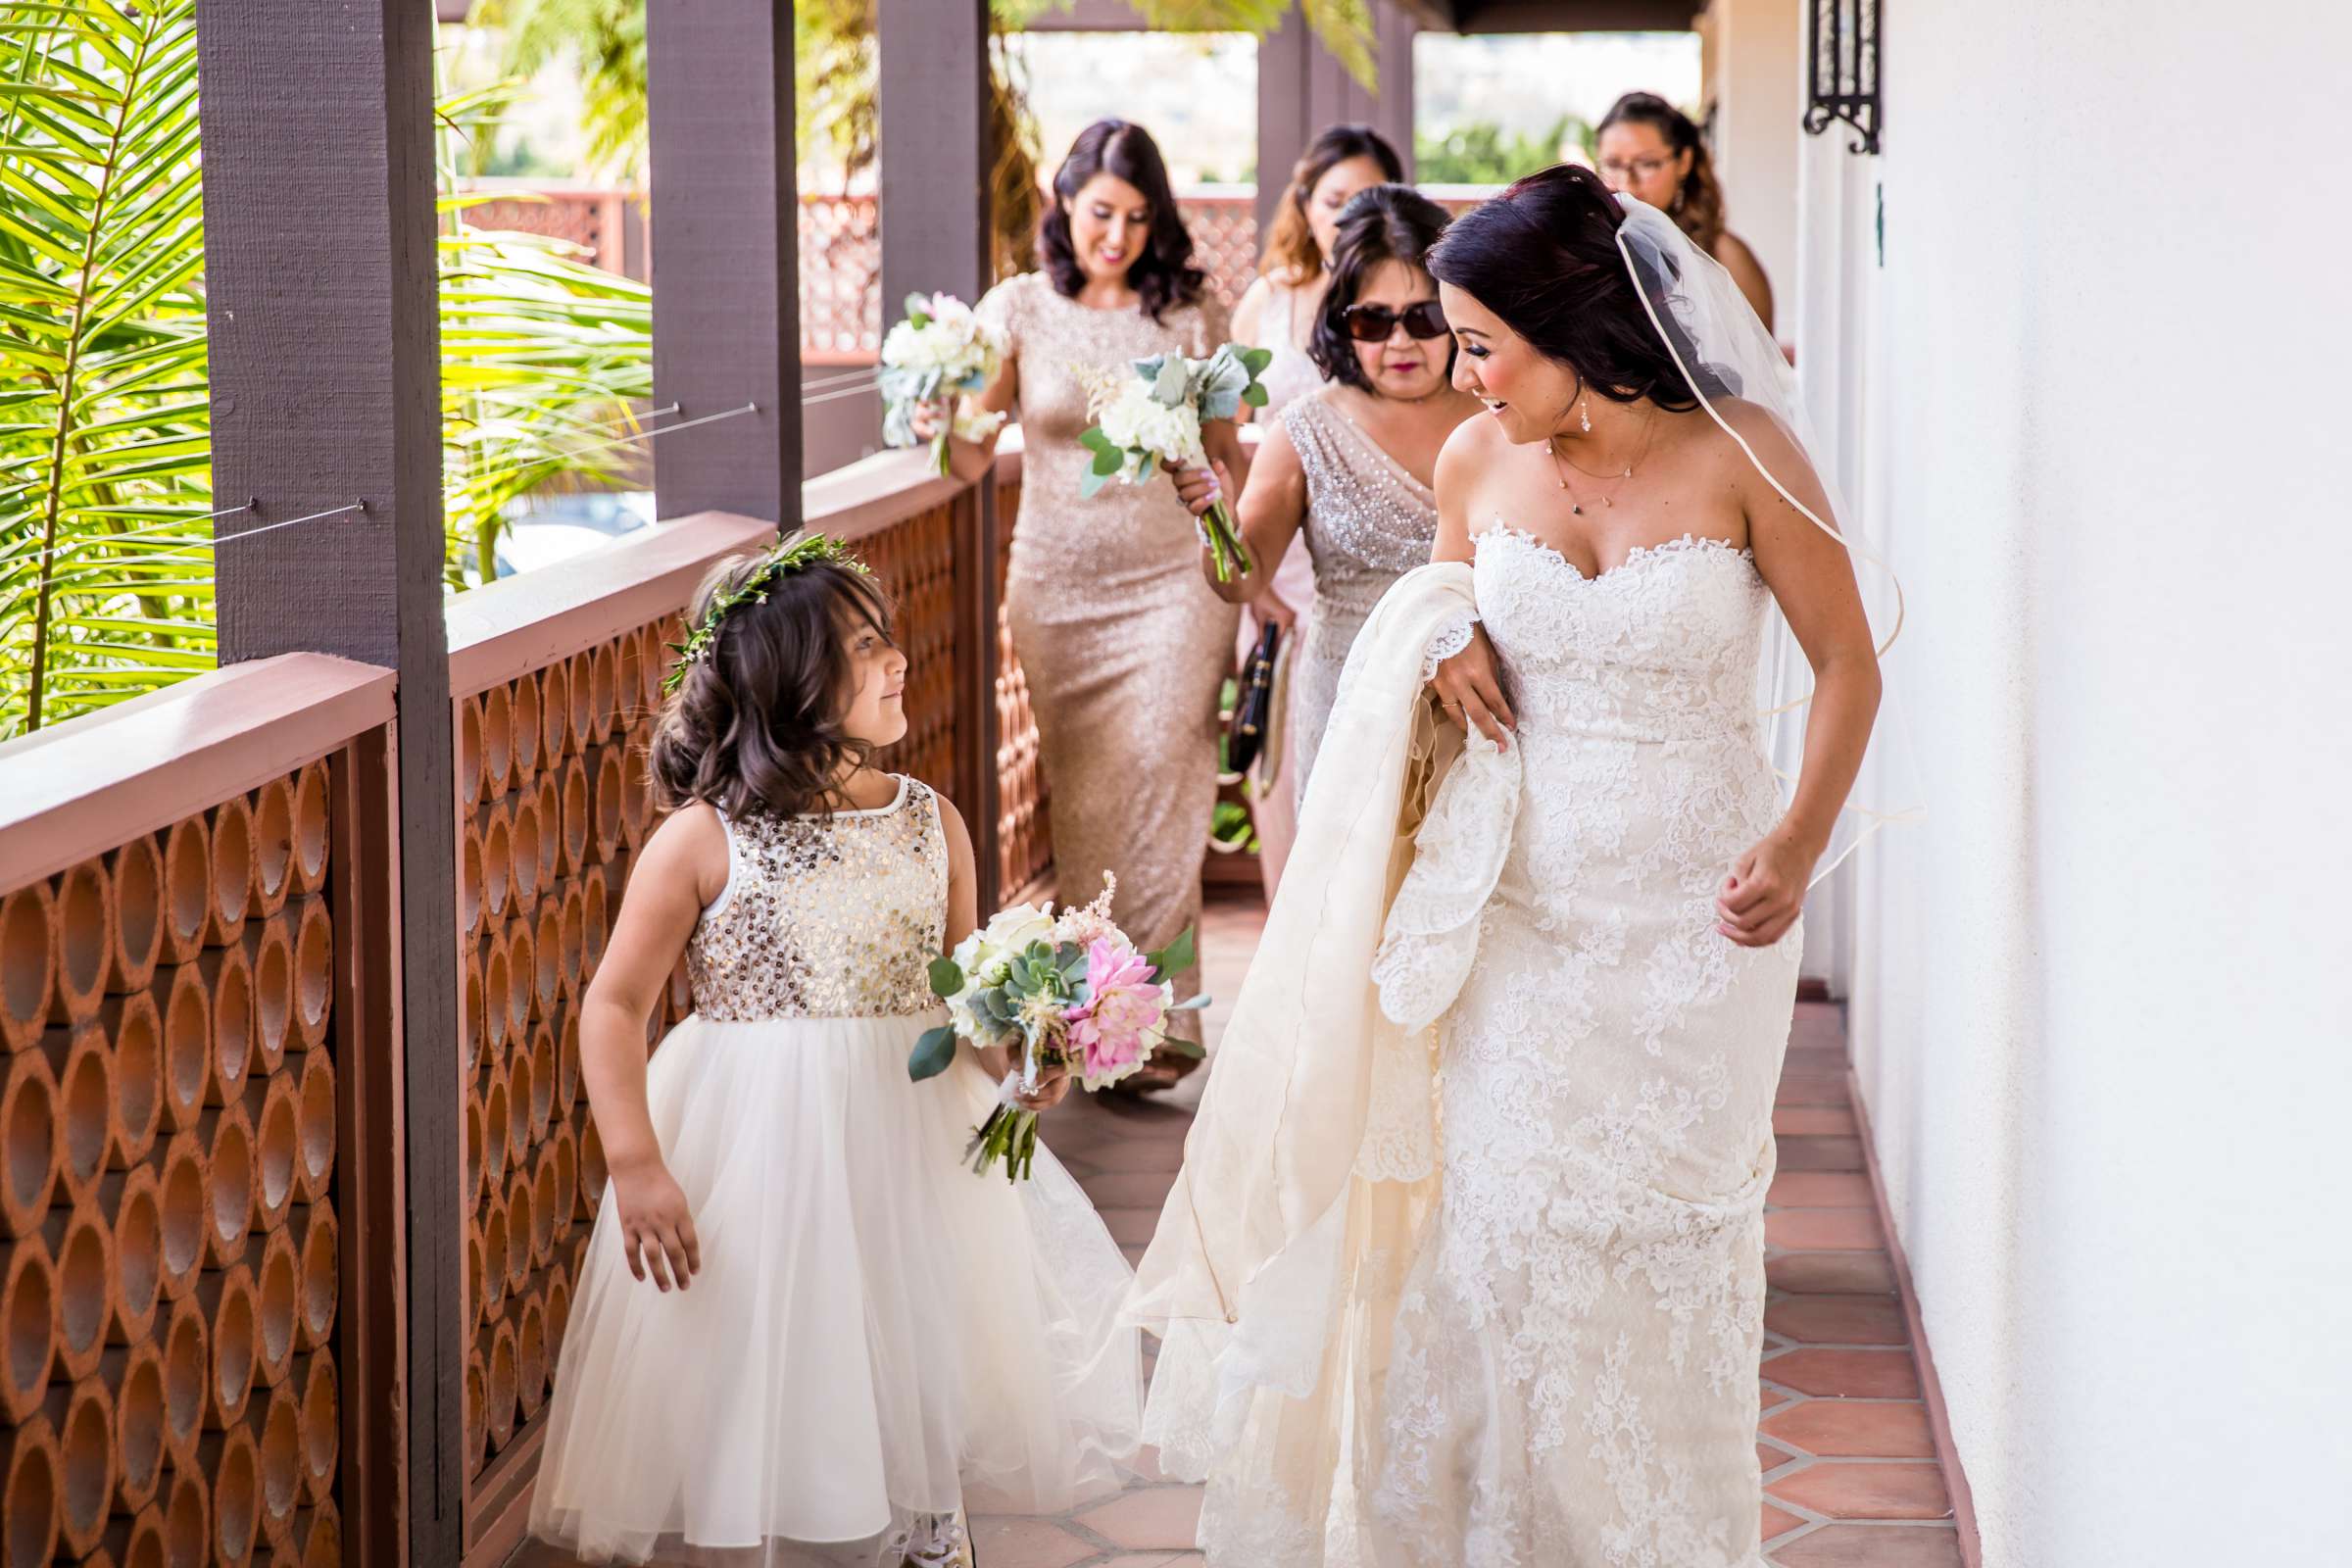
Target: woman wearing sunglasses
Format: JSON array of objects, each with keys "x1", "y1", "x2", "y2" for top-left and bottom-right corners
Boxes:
[{"x1": 1174, "y1": 184, "x2": 1479, "y2": 798}]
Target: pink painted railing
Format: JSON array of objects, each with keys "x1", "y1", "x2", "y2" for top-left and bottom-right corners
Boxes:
[{"x1": 0, "y1": 445, "x2": 1048, "y2": 1566}]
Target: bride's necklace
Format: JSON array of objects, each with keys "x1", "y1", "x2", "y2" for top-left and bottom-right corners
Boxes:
[{"x1": 1544, "y1": 411, "x2": 1655, "y2": 516}]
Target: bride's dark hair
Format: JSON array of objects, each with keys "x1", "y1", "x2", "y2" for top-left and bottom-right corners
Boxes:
[
  {"x1": 1426, "y1": 163, "x2": 1728, "y2": 411},
  {"x1": 649, "y1": 552, "x2": 896, "y2": 819}
]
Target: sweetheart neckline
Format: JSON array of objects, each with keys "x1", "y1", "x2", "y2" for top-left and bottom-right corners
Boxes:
[{"x1": 1475, "y1": 523, "x2": 1754, "y2": 584}]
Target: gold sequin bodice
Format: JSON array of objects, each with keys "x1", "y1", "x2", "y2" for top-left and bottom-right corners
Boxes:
[{"x1": 686, "y1": 778, "x2": 947, "y2": 1020}]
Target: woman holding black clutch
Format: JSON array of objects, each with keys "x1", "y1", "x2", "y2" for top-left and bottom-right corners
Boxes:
[{"x1": 1177, "y1": 184, "x2": 1477, "y2": 796}]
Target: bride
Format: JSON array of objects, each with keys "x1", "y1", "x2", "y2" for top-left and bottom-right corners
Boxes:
[{"x1": 1129, "y1": 165, "x2": 1886, "y2": 1567}]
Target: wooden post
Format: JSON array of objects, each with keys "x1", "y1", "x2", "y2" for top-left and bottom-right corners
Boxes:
[
  {"x1": 1256, "y1": 2, "x2": 1420, "y2": 234},
  {"x1": 647, "y1": 0, "x2": 804, "y2": 523},
  {"x1": 193, "y1": 0, "x2": 453, "y2": 1557},
  {"x1": 879, "y1": 0, "x2": 994, "y2": 312},
  {"x1": 881, "y1": 0, "x2": 1001, "y2": 903}
]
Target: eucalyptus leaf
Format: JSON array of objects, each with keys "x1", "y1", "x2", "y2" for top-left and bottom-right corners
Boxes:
[
  {"x1": 907, "y1": 1026, "x2": 959, "y2": 1082},
  {"x1": 927, "y1": 956, "x2": 964, "y2": 998},
  {"x1": 1147, "y1": 926, "x2": 1198, "y2": 978},
  {"x1": 1157, "y1": 1037, "x2": 1207, "y2": 1060}
]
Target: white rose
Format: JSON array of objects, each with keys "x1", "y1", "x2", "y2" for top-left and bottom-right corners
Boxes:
[
  {"x1": 881, "y1": 319, "x2": 940, "y2": 373},
  {"x1": 979, "y1": 903, "x2": 1055, "y2": 956}
]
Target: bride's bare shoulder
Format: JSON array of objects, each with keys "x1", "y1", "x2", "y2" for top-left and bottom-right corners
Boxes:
[
  {"x1": 1685, "y1": 396, "x2": 1809, "y2": 469},
  {"x1": 1438, "y1": 410, "x2": 1506, "y2": 468}
]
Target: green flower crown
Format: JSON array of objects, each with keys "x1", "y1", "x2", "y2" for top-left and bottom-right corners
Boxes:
[{"x1": 662, "y1": 531, "x2": 869, "y2": 696}]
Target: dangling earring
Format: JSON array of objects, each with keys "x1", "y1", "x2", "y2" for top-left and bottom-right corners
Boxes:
[{"x1": 1579, "y1": 395, "x2": 1592, "y2": 434}]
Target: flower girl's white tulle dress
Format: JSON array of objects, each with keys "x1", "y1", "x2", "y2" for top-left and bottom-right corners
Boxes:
[{"x1": 530, "y1": 777, "x2": 1142, "y2": 1565}]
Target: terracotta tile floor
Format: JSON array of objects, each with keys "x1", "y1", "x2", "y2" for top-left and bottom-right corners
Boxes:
[{"x1": 514, "y1": 895, "x2": 1967, "y2": 1568}]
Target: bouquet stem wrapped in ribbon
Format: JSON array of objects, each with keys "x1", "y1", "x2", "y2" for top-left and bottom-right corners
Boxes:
[
  {"x1": 907, "y1": 876, "x2": 1206, "y2": 1181},
  {"x1": 1077, "y1": 344, "x2": 1272, "y2": 581},
  {"x1": 880, "y1": 292, "x2": 1006, "y2": 476}
]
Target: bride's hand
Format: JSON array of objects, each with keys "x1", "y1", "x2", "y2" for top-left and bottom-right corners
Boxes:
[
  {"x1": 1717, "y1": 831, "x2": 1816, "y2": 948},
  {"x1": 1429, "y1": 626, "x2": 1516, "y2": 752}
]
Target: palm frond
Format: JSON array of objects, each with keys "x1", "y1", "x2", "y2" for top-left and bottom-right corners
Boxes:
[
  {"x1": 2, "y1": 3, "x2": 662, "y2": 737},
  {"x1": 0, "y1": 0, "x2": 212, "y2": 739}
]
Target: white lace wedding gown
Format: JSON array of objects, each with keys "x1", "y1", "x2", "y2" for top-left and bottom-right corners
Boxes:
[
  {"x1": 1365, "y1": 523, "x2": 1801, "y2": 1567},
  {"x1": 1140, "y1": 522, "x2": 1802, "y2": 1568}
]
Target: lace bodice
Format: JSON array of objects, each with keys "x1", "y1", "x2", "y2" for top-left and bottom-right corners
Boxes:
[
  {"x1": 686, "y1": 778, "x2": 947, "y2": 1020},
  {"x1": 1472, "y1": 525, "x2": 1768, "y2": 745}
]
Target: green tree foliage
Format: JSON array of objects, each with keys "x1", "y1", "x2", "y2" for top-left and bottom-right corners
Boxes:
[{"x1": 1415, "y1": 117, "x2": 1592, "y2": 185}]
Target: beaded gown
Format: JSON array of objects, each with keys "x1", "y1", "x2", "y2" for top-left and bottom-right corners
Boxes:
[
  {"x1": 531, "y1": 778, "x2": 1142, "y2": 1565},
  {"x1": 977, "y1": 272, "x2": 1238, "y2": 1051},
  {"x1": 1235, "y1": 277, "x2": 1327, "y2": 895},
  {"x1": 1280, "y1": 385, "x2": 1440, "y2": 796}
]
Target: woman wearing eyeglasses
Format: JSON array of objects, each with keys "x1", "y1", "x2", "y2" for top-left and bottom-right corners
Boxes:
[
  {"x1": 1596, "y1": 91, "x2": 1774, "y2": 331},
  {"x1": 1174, "y1": 185, "x2": 1478, "y2": 797}
]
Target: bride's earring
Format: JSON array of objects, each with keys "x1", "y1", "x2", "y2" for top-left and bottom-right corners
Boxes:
[{"x1": 1579, "y1": 396, "x2": 1592, "y2": 434}]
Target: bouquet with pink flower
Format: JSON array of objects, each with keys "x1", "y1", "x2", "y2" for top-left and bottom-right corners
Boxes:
[{"x1": 907, "y1": 875, "x2": 1204, "y2": 1180}]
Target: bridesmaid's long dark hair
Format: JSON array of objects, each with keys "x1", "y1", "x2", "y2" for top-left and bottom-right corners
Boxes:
[{"x1": 1039, "y1": 120, "x2": 1205, "y2": 323}]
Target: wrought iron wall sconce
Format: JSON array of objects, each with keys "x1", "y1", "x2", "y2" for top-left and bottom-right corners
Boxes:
[{"x1": 1804, "y1": 0, "x2": 1882, "y2": 154}]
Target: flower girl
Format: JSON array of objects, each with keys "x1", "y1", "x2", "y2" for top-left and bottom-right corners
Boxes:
[{"x1": 529, "y1": 536, "x2": 1142, "y2": 1567}]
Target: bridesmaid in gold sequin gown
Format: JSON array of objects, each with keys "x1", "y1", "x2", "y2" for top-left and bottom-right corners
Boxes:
[{"x1": 936, "y1": 121, "x2": 1246, "y2": 1084}]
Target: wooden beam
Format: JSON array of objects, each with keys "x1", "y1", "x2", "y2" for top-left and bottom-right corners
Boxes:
[
  {"x1": 880, "y1": 0, "x2": 993, "y2": 311},
  {"x1": 646, "y1": 0, "x2": 804, "y2": 523},
  {"x1": 1391, "y1": 0, "x2": 1461, "y2": 27},
  {"x1": 1256, "y1": 2, "x2": 1421, "y2": 234},
  {"x1": 1453, "y1": 0, "x2": 1703, "y2": 31},
  {"x1": 193, "y1": 0, "x2": 456, "y2": 1556}
]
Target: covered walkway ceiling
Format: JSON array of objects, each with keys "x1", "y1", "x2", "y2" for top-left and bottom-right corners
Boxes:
[{"x1": 1029, "y1": 0, "x2": 1702, "y2": 30}]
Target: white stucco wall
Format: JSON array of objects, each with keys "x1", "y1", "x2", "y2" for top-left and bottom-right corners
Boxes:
[
  {"x1": 1697, "y1": 0, "x2": 1799, "y2": 324},
  {"x1": 1797, "y1": 4, "x2": 2352, "y2": 1563}
]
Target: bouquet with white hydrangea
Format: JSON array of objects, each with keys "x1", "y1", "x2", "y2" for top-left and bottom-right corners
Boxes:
[
  {"x1": 1077, "y1": 344, "x2": 1272, "y2": 580},
  {"x1": 908, "y1": 875, "x2": 1205, "y2": 1181},
  {"x1": 879, "y1": 292, "x2": 1006, "y2": 476}
]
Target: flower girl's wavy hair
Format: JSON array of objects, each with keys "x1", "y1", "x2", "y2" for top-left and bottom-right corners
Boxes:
[
  {"x1": 1597, "y1": 91, "x2": 1727, "y2": 254},
  {"x1": 1260, "y1": 122, "x2": 1404, "y2": 285},
  {"x1": 649, "y1": 548, "x2": 897, "y2": 820},
  {"x1": 1307, "y1": 183, "x2": 1456, "y2": 393},
  {"x1": 1427, "y1": 163, "x2": 1728, "y2": 413},
  {"x1": 1040, "y1": 120, "x2": 1204, "y2": 322}
]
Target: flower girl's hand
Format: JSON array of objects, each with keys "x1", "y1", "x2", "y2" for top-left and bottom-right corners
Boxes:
[
  {"x1": 1013, "y1": 1061, "x2": 1071, "y2": 1112},
  {"x1": 1166, "y1": 457, "x2": 1232, "y2": 519},
  {"x1": 1429, "y1": 626, "x2": 1516, "y2": 753},
  {"x1": 611, "y1": 1156, "x2": 701, "y2": 1292},
  {"x1": 1716, "y1": 831, "x2": 1815, "y2": 948}
]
